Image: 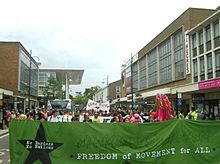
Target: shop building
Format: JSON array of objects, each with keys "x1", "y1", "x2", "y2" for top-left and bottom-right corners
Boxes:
[
  {"x1": 120, "y1": 7, "x2": 218, "y2": 115},
  {"x1": 0, "y1": 42, "x2": 40, "y2": 112},
  {"x1": 188, "y1": 8, "x2": 220, "y2": 118},
  {"x1": 93, "y1": 79, "x2": 121, "y2": 104}
]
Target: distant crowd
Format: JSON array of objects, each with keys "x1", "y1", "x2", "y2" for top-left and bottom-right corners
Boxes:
[{"x1": 2, "y1": 105, "x2": 219, "y2": 128}]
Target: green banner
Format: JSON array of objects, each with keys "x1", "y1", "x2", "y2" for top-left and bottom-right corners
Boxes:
[{"x1": 9, "y1": 119, "x2": 220, "y2": 164}]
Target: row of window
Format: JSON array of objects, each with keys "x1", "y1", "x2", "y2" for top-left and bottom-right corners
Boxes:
[
  {"x1": 193, "y1": 50, "x2": 220, "y2": 82},
  {"x1": 39, "y1": 72, "x2": 56, "y2": 86},
  {"x1": 191, "y1": 17, "x2": 220, "y2": 82},
  {"x1": 131, "y1": 29, "x2": 185, "y2": 90},
  {"x1": 192, "y1": 19, "x2": 220, "y2": 57},
  {"x1": 19, "y1": 49, "x2": 38, "y2": 96}
]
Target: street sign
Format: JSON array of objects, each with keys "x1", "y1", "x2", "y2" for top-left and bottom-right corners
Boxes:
[{"x1": 177, "y1": 98, "x2": 182, "y2": 105}]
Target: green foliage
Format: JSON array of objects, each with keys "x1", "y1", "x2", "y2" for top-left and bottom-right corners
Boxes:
[
  {"x1": 83, "y1": 86, "x2": 100, "y2": 99},
  {"x1": 73, "y1": 86, "x2": 100, "y2": 107},
  {"x1": 42, "y1": 77, "x2": 64, "y2": 101}
]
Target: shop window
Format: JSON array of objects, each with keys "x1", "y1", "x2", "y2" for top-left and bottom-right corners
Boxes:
[
  {"x1": 198, "y1": 30, "x2": 204, "y2": 54},
  {"x1": 192, "y1": 34, "x2": 197, "y2": 57},
  {"x1": 216, "y1": 70, "x2": 220, "y2": 77},
  {"x1": 214, "y1": 36, "x2": 220, "y2": 48},
  {"x1": 192, "y1": 48, "x2": 197, "y2": 57},
  {"x1": 199, "y1": 44, "x2": 204, "y2": 54},
  {"x1": 207, "y1": 54, "x2": 213, "y2": 79},
  {"x1": 200, "y1": 57, "x2": 205, "y2": 81},
  {"x1": 214, "y1": 20, "x2": 220, "y2": 48},
  {"x1": 206, "y1": 41, "x2": 212, "y2": 51},
  {"x1": 206, "y1": 25, "x2": 211, "y2": 51},
  {"x1": 193, "y1": 59, "x2": 198, "y2": 82},
  {"x1": 200, "y1": 74, "x2": 205, "y2": 81},
  {"x1": 216, "y1": 50, "x2": 220, "y2": 77},
  {"x1": 194, "y1": 76, "x2": 198, "y2": 82}
]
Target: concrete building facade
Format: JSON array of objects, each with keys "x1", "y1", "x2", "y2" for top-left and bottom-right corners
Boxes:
[
  {"x1": 38, "y1": 68, "x2": 84, "y2": 100},
  {"x1": 94, "y1": 79, "x2": 121, "y2": 104},
  {"x1": 188, "y1": 8, "x2": 220, "y2": 117},
  {"x1": 120, "y1": 7, "x2": 218, "y2": 116}
]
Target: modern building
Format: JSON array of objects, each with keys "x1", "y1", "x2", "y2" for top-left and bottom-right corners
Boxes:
[
  {"x1": 0, "y1": 42, "x2": 84, "y2": 112},
  {"x1": 0, "y1": 42, "x2": 40, "y2": 111},
  {"x1": 120, "y1": 7, "x2": 218, "y2": 115},
  {"x1": 188, "y1": 8, "x2": 220, "y2": 117},
  {"x1": 38, "y1": 68, "x2": 84, "y2": 103}
]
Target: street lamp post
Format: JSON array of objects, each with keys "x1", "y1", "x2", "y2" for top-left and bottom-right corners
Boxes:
[
  {"x1": 102, "y1": 75, "x2": 109, "y2": 102},
  {"x1": 28, "y1": 50, "x2": 41, "y2": 110},
  {"x1": 131, "y1": 54, "x2": 134, "y2": 110},
  {"x1": 28, "y1": 50, "x2": 32, "y2": 110},
  {"x1": 106, "y1": 75, "x2": 109, "y2": 101}
]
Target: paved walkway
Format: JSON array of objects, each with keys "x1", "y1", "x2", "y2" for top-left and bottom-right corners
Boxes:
[{"x1": 0, "y1": 128, "x2": 9, "y2": 136}]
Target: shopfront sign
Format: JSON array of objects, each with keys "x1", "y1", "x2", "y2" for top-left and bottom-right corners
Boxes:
[
  {"x1": 198, "y1": 77, "x2": 220, "y2": 90},
  {"x1": 10, "y1": 119, "x2": 220, "y2": 164},
  {"x1": 185, "y1": 32, "x2": 190, "y2": 75}
]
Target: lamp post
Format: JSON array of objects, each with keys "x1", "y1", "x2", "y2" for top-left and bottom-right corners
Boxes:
[
  {"x1": 130, "y1": 54, "x2": 134, "y2": 110},
  {"x1": 102, "y1": 75, "x2": 109, "y2": 102},
  {"x1": 28, "y1": 50, "x2": 32, "y2": 110},
  {"x1": 28, "y1": 50, "x2": 41, "y2": 110}
]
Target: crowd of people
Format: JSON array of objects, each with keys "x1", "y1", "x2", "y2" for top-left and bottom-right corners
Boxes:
[{"x1": 2, "y1": 105, "x2": 219, "y2": 127}]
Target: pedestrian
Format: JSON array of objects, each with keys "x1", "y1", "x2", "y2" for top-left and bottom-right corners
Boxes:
[
  {"x1": 5, "y1": 109, "x2": 11, "y2": 127},
  {"x1": 47, "y1": 110, "x2": 60, "y2": 122},
  {"x1": 92, "y1": 112, "x2": 101, "y2": 123},
  {"x1": 190, "y1": 107, "x2": 198, "y2": 120},
  {"x1": 62, "y1": 111, "x2": 72, "y2": 122},
  {"x1": 132, "y1": 113, "x2": 142, "y2": 123},
  {"x1": 111, "y1": 116, "x2": 120, "y2": 123},
  {"x1": 27, "y1": 111, "x2": 34, "y2": 120}
]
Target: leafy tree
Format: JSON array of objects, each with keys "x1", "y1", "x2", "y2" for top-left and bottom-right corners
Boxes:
[
  {"x1": 43, "y1": 77, "x2": 64, "y2": 102},
  {"x1": 73, "y1": 86, "x2": 100, "y2": 107},
  {"x1": 83, "y1": 86, "x2": 100, "y2": 99}
]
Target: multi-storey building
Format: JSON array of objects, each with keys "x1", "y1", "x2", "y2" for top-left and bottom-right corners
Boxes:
[
  {"x1": 0, "y1": 42, "x2": 40, "y2": 111},
  {"x1": 109, "y1": 80, "x2": 121, "y2": 104},
  {"x1": 120, "y1": 7, "x2": 218, "y2": 116},
  {"x1": 38, "y1": 68, "x2": 84, "y2": 103},
  {"x1": 0, "y1": 42, "x2": 84, "y2": 112},
  {"x1": 188, "y1": 8, "x2": 220, "y2": 117},
  {"x1": 93, "y1": 79, "x2": 121, "y2": 104}
]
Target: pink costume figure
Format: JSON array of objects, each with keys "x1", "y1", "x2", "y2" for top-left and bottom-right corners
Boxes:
[
  {"x1": 156, "y1": 94, "x2": 172, "y2": 121},
  {"x1": 133, "y1": 113, "x2": 142, "y2": 123},
  {"x1": 163, "y1": 95, "x2": 172, "y2": 120},
  {"x1": 156, "y1": 94, "x2": 163, "y2": 122}
]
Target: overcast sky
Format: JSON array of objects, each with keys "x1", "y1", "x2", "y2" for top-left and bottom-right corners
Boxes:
[{"x1": 1, "y1": 0, "x2": 219, "y2": 95}]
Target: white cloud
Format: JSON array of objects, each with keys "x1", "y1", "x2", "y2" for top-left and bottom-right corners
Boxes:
[{"x1": 0, "y1": 0, "x2": 220, "y2": 94}]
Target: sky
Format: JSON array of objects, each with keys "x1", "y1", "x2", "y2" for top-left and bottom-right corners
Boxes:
[{"x1": 0, "y1": 0, "x2": 219, "y2": 95}]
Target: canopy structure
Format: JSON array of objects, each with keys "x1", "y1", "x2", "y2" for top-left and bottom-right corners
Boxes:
[{"x1": 39, "y1": 68, "x2": 84, "y2": 99}]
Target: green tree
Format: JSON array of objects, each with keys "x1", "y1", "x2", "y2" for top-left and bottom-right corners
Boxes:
[
  {"x1": 43, "y1": 77, "x2": 64, "y2": 101},
  {"x1": 83, "y1": 86, "x2": 100, "y2": 99},
  {"x1": 73, "y1": 86, "x2": 100, "y2": 107}
]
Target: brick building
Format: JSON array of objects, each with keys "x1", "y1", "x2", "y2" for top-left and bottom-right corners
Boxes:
[{"x1": 0, "y1": 42, "x2": 39, "y2": 111}]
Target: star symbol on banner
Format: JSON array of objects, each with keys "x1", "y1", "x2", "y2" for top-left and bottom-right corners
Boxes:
[{"x1": 19, "y1": 123, "x2": 63, "y2": 164}]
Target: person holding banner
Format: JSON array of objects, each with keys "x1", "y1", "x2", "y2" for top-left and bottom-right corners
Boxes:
[
  {"x1": 92, "y1": 112, "x2": 101, "y2": 123},
  {"x1": 62, "y1": 111, "x2": 72, "y2": 122},
  {"x1": 47, "y1": 110, "x2": 60, "y2": 122}
]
